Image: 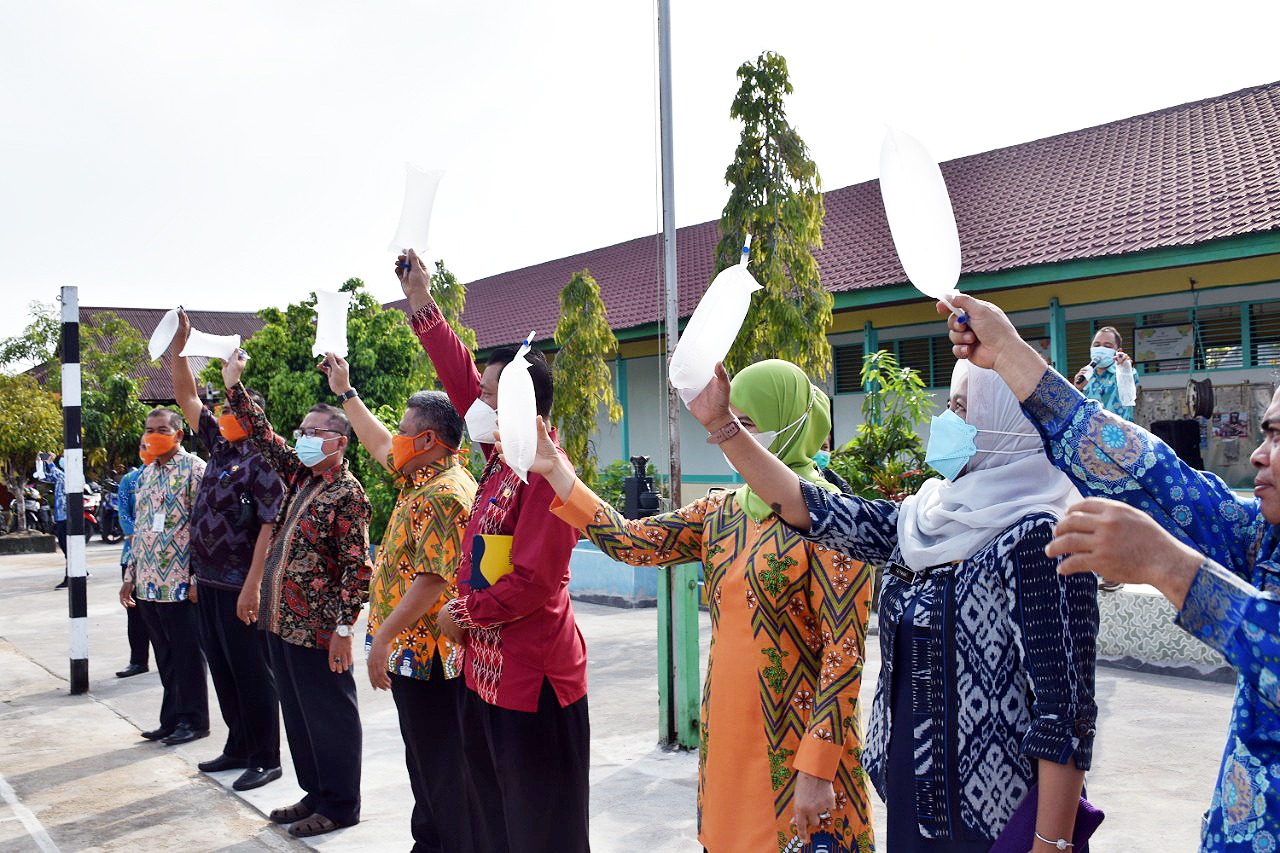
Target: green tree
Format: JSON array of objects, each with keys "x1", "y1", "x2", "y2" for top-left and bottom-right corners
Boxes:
[
  {"x1": 827, "y1": 350, "x2": 936, "y2": 502},
  {"x1": 200, "y1": 278, "x2": 421, "y2": 541},
  {"x1": 0, "y1": 374, "x2": 64, "y2": 533},
  {"x1": 550, "y1": 269, "x2": 622, "y2": 489},
  {"x1": 0, "y1": 302, "x2": 148, "y2": 476},
  {"x1": 716, "y1": 51, "x2": 831, "y2": 379}
]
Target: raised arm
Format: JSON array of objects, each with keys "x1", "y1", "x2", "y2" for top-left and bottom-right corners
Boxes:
[
  {"x1": 222, "y1": 349, "x2": 304, "y2": 480},
  {"x1": 320, "y1": 353, "x2": 394, "y2": 474},
  {"x1": 397, "y1": 249, "x2": 482, "y2": 418},
  {"x1": 946, "y1": 293, "x2": 1263, "y2": 575},
  {"x1": 168, "y1": 310, "x2": 205, "y2": 434}
]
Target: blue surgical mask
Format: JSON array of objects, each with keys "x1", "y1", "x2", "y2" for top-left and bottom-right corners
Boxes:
[
  {"x1": 925, "y1": 408, "x2": 1040, "y2": 481},
  {"x1": 295, "y1": 435, "x2": 336, "y2": 468},
  {"x1": 813, "y1": 450, "x2": 832, "y2": 470},
  {"x1": 1089, "y1": 346, "x2": 1116, "y2": 369},
  {"x1": 925, "y1": 409, "x2": 978, "y2": 481}
]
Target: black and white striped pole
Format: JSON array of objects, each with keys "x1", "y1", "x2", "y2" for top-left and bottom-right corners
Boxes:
[{"x1": 60, "y1": 286, "x2": 88, "y2": 695}]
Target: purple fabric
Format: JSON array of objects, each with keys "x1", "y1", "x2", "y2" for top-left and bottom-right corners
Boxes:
[
  {"x1": 190, "y1": 407, "x2": 285, "y2": 589},
  {"x1": 989, "y1": 784, "x2": 1104, "y2": 853}
]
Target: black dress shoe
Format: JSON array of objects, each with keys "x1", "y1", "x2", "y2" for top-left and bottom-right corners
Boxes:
[
  {"x1": 198, "y1": 754, "x2": 249, "y2": 773},
  {"x1": 54, "y1": 579, "x2": 68, "y2": 590},
  {"x1": 141, "y1": 726, "x2": 175, "y2": 741},
  {"x1": 115, "y1": 663, "x2": 148, "y2": 678},
  {"x1": 161, "y1": 724, "x2": 210, "y2": 745},
  {"x1": 233, "y1": 766, "x2": 283, "y2": 791}
]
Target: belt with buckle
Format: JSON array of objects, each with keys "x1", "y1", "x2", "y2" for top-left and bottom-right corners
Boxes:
[{"x1": 886, "y1": 559, "x2": 961, "y2": 585}]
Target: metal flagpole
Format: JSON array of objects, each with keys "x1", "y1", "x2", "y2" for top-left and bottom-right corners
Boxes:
[{"x1": 61, "y1": 286, "x2": 89, "y2": 694}]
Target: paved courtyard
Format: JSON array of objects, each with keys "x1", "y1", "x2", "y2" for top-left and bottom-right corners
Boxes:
[{"x1": 1, "y1": 544, "x2": 1233, "y2": 851}]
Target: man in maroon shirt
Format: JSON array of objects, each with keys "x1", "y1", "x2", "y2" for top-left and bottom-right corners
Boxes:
[{"x1": 398, "y1": 249, "x2": 589, "y2": 853}]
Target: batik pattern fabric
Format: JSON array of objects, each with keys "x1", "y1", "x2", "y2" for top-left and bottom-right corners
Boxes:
[
  {"x1": 117, "y1": 466, "x2": 141, "y2": 567},
  {"x1": 411, "y1": 300, "x2": 586, "y2": 714},
  {"x1": 1021, "y1": 368, "x2": 1280, "y2": 852},
  {"x1": 126, "y1": 451, "x2": 206, "y2": 602},
  {"x1": 226, "y1": 383, "x2": 372, "y2": 651},
  {"x1": 796, "y1": 482, "x2": 1098, "y2": 843},
  {"x1": 190, "y1": 407, "x2": 285, "y2": 590},
  {"x1": 34, "y1": 462, "x2": 67, "y2": 521},
  {"x1": 551, "y1": 482, "x2": 875, "y2": 853},
  {"x1": 1081, "y1": 365, "x2": 1136, "y2": 421},
  {"x1": 365, "y1": 456, "x2": 476, "y2": 681}
]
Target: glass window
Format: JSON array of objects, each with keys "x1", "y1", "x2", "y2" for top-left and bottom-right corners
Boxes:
[
  {"x1": 1252, "y1": 301, "x2": 1280, "y2": 367},
  {"x1": 1197, "y1": 305, "x2": 1243, "y2": 370},
  {"x1": 896, "y1": 338, "x2": 933, "y2": 386}
]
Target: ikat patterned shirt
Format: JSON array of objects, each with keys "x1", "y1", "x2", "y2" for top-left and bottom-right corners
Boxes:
[
  {"x1": 365, "y1": 456, "x2": 476, "y2": 680},
  {"x1": 125, "y1": 450, "x2": 206, "y2": 602},
  {"x1": 117, "y1": 465, "x2": 141, "y2": 567},
  {"x1": 227, "y1": 383, "x2": 372, "y2": 651},
  {"x1": 1021, "y1": 368, "x2": 1279, "y2": 852}
]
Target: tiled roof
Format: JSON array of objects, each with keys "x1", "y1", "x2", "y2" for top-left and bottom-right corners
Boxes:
[
  {"x1": 84, "y1": 307, "x2": 265, "y2": 402},
  {"x1": 389, "y1": 80, "x2": 1280, "y2": 349}
]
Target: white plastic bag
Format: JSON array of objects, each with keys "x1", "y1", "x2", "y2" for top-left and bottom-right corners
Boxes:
[
  {"x1": 148, "y1": 308, "x2": 180, "y2": 361},
  {"x1": 669, "y1": 236, "x2": 762, "y2": 405},
  {"x1": 497, "y1": 332, "x2": 539, "y2": 483},
  {"x1": 312, "y1": 290, "x2": 351, "y2": 358},
  {"x1": 1116, "y1": 362, "x2": 1137, "y2": 407},
  {"x1": 879, "y1": 127, "x2": 963, "y2": 314},
  {"x1": 388, "y1": 163, "x2": 445, "y2": 254},
  {"x1": 180, "y1": 329, "x2": 242, "y2": 360}
]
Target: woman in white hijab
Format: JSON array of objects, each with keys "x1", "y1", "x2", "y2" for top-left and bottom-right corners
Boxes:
[{"x1": 691, "y1": 359, "x2": 1099, "y2": 852}]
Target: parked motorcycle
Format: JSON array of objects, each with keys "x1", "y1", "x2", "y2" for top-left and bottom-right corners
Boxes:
[
  {"x1": 97, "y1": 479, "x2": 124, "y2": 543},
  {"x1": 7, "y1": 486, "x2": 51, "y2": 534}
]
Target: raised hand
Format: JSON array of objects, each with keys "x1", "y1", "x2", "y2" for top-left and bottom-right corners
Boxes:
[
  {"x1": 495, "y1": 416, "x2": 561, "y2": 477},
  {"x1": 396, "y1": 248, "x2": 432, "y2": 298},
  {"x1": 687, "y1": 363, "x2": 734, "y2": 431},
  {"x1": 222, "y1": 348, "x2": 248, "y2": 389},
  {"x1": 318, "y1": 353, "x2": 352, "y2": 396},
  {"x1": 172, "y1": 309, "x2": 191, "y2": 356}
]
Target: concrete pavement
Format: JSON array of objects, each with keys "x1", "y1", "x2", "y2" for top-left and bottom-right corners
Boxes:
[{"x1": 0, "y1": 544, "x2": 1234, "y2": 851}]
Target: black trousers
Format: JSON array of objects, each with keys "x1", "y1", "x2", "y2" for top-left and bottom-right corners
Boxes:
[
  {"x1": 390, "y1": 661, "x2": 472, "y2": 853},
  {"x1": 460, "y1": 679, "x2": 590, "y2": 853},
  {"x1": 266, "y1": 632, "x2": 361, "y2": 826},
  {"x1": 196, "y1": 584, "x2": 281, "y2": 768},
  {"x1": 136, "y1": 599, "x2": 209, "y2": 732},
  {"x1": 121, "y1": 564, "x2": 150, "y2": 667}
]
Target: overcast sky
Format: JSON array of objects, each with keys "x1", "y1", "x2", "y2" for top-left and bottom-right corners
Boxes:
[{"x1": 2, "y1": 0, "x2": 1278, "y2": 350}]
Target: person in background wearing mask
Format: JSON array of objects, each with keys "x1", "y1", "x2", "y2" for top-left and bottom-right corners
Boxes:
[
  {"x1": 508, "y1": 360, "x2": 875, "y2": 853},
  {"x1": 321, "y1": 353, "x2": 477, "y2": 853},
  {"x1": 114, "y1": 441, "x2": 150, "y2": 678},
  {"x1": 815, "y1": 436, "x2": 852, "y2": 493},
  {"x1": 120, "y1": 409, "x2": 210, "y2": 746},
  {"x1": 221, "y1": 348, "x2": 371, "y2": 839},
  {"x1": 1073, "y1": 325, "x2": 1137, "y2": 591},
  {"x1": 1073, "y1": 326, "x2": 1137, "y2": 421},
  {"x1": 693, "y1": 360, "x2": 1098, "y2": 852},
  {"x1": 169, "y1": 313, "x2": 286, "y2": 792},
  {"x1": 35, "y1": 452, "x2": 69, "y2": 589},
  {"x1": 398, "y1": 248, "x2": 589, "y2": 853}
]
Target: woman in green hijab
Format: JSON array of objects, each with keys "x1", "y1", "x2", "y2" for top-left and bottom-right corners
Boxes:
[{"x1": 503, "y1": 360, "x2": 876, "y2": 853}]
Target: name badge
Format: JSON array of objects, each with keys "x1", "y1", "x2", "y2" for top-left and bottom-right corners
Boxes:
[{"x1": 151, "y1": 511, "x2": 165, "y2": 533}]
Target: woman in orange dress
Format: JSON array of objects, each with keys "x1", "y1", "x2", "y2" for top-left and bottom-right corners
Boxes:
[{"x1": 505, "y1": 360, "x2": 874, "y2": 853}]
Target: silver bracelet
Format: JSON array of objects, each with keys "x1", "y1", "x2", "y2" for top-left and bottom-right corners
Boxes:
[{"x1": 1035, "y1": 831, "x2": 1073, "y2": 850}]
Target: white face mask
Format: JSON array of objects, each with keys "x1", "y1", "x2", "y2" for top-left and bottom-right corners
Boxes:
[
  {"x1": 464, "y1": 398, "x2": 499, "y2": 444},
  {"x1": 722, "y1": 395, "x2": 815, "y2": 474}
]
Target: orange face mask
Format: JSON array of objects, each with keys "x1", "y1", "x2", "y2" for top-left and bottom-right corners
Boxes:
[
  {"x1": 218, "y1": 412, "x2": 248, "y2": 443},
  {"x1": 141, "y1": 432, "x2": 179, "y2": 460},
  {"x1": 139, "y1": 447, "x2": 158, "y2": 465},
  {"x1": 391, "y1": 430, "x2": 455, "y2": 472}
]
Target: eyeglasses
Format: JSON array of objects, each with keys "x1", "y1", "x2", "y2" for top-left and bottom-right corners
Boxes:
[{"x1": 293, "y1": 428, "x2": 343, "y2": 440}]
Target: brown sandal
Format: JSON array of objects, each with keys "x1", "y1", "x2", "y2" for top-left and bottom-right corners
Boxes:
[
  {"x1": 288, "y1": 813, "x2": 342, "y2": 838},
  {"x1": 268, "y1": 801, "x2": 312, "y2": 824}
]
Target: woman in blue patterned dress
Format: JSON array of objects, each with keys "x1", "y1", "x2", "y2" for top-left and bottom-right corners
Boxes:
[{"x1": 690, "y1": 360, "x2": 1099, "y2": 852}]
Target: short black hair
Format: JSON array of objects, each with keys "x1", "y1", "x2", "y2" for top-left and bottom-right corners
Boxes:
[
  {"x1": 308, "y1": 403, "x2": 350, "y2": 438},
  {"x1": 146, "y1": 407, "x2": 184, "y2": 431},
  {"x1": 244, "y1": 386, "x2": 266, "y2": 411},
  {"x1": 487, "y1": 346, "x2": 553, "y2": 418},
  {"x1": 405, "y1": 391, "x2": 464, "y2": 448}
]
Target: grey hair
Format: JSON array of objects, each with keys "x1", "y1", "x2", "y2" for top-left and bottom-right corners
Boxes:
[
  {"x1": 146, "y1": 407, "x2": 184, "y2": 431},
  {"x1": 405, "y1": 391, "x2": 464, "y2": 448}
]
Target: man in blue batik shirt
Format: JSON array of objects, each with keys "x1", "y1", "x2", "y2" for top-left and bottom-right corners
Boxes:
[
  {"x1": 947, "y1": 293, "x2": 1280, "y2": 853},
  {"x1": 35, "y1": 452, "x2": 68, "y2": 589}
]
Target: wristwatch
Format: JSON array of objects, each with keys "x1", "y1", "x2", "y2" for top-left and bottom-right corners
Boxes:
[
  {"x1": 336, "y1": 388, "x2": 359, "y2": 403},
  {"x1": 705, "y1": 418, "x2": 742, "y2": 445},
  {"x1": 335, "y1": 625, "x2": 353, "y2": 638}
]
